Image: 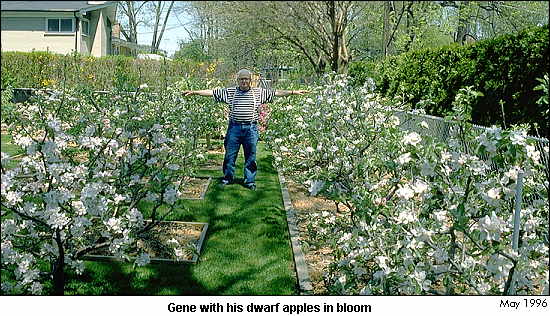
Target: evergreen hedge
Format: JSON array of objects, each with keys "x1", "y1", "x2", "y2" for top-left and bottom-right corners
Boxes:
[{"x1": 349, "y1": 25, "x2": 549, "y2": 138}]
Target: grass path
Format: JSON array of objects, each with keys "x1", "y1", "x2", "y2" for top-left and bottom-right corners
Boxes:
[{"x1": 65, "y1": 141, "x2": 298, "y2": 295}]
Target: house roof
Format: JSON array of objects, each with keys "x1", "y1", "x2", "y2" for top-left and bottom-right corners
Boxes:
[{"x1": 0, "y1": 1, "x2": 116, "y2": 12}]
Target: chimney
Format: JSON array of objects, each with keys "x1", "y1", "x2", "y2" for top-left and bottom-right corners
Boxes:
[{"x1": 112, "y1": 22, "x2": 120, "y2": 39}]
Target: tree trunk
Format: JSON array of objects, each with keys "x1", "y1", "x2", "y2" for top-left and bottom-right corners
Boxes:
[
  {"x1": 117, "y1": 1, "x2": 149, "y2": 56},
  {"x1": 383, "y1": 1, "x2": 393, "y2": 56},
  {"x1": 206, "y1": 134, "x2": 212, "y2": 150},
  {"x1": 404, "y1": 1, "x2": 415, "y2": 52},
  {"x1": 151, "y1": 1, "x2": 175, "y2": 54},
  {"x1": 329, "y1": 2, "x2": 350, "y2": 74},
  {"x1": 315, "y1": 54, "x2": 327, "y2": 75},
  {"x1": 52, "y1": 229, "x2": 65, "y2": 295},
  {"x1": 455, "y1": 1, "x2": 471, "y2": 44},
  {"x1": 330, "y1": 2, "x2": 339, "y2": 72}
]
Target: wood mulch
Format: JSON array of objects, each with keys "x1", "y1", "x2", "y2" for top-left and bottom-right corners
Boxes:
[
  {"x1": 206, "y1": 147, "x2": 224, "y2": 155},
  {"x1": 200, "y1": 160, "x2": 221, "y2": 171},
  {"x1": 180, "y1": 177, "x2": 210, "y2": 199},
  {"x1": 285, "y1": 179, "x2": 350, "y2": 295}
]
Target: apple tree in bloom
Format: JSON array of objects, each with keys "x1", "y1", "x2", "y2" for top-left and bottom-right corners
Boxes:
[
  {"x1": 1, "y1": 84, "x2": 206, "y2": 294},
  {"x1": 172, "y1": 77, "x2": 226, "y2": 149},
  {"x1": 266, "y1": 74, "x2": 549, "y2": 295}
]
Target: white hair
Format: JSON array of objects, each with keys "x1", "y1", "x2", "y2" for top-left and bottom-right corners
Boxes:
[{"x1": 236, "y1": 69, "x2": 252, "y2": 78}]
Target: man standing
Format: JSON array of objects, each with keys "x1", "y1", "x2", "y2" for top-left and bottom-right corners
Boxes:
[{"x1": 183, "y1": 69, "x2": 308, "y2": 191}]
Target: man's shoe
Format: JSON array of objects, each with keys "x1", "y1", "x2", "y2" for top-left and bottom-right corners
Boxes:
[
  {"x1": 219, "y1": 179, "x2": 231, "y2": 188},
  {"x1": 245, "y1": 183, "x2": 256, "y2": 191}
]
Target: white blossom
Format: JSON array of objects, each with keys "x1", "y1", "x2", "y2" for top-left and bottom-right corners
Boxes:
[
  {"x1": 412, "y1": 180, "x2": 428, "y2": 194},
  {"x1": 397, "y1": 152, "x2": 412, "y2": 165},
  {"x1": 135, "y1": 253, "x2": 150, "y2": 266},
  {"x1": 403, "y1": 132, "x2": 422, "y2": 146},
  {"x1": 486, "y1": 188, "x2": 501, "y2": 200},
  {"x1": 525, "y1": 145, "x2": 540, "y2": 163},
  {"x1": 163, "y1": 187, "x2": 179, "y2": 205},
  {"x1": 479, "y1": 135, "x2": 496, "y2": 153},
  {"x1": 5, "y1": 191, "x2": 23, "y2": 206},
  {"x1": 174, "y1": 248, "x2": 185, "y2": 258},
  {"x1": 478, "y1": 212, "x2": 507, "y2": 241},
  {"x1": 389, "y1": 115, "x2": 400, "y2": 126},
  {"x1": 30, "y1": 282, "x2": 43, "y2": 295},
  {"x1": 397, "y1": 209, "x2": 416, "y2": 224},
  {"x1": 509, "y1": 130, "x2": 527, "y2": 146},
  {"x1": 126, "y1": 208, "x2": 144, "y2": 226},
  {"x1": 396, "y1": 185, "x2": 414, "y2": 200},
  {"x1": 308, "y1": 180, "x2": 325, "y2": 196},
  {"x1": 106, "y1": 218, "x2": 123, "y2": 233}
]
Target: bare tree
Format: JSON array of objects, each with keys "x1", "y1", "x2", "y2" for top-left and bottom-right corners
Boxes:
[
  {"x1": 176, "y1": 1, "x2": 226, "y2": 57},
  {"x1": 116, "y1": 1, "x2": 149, "y2": 45},
  {"x1": 454, "y1": 1, "x2": 477, "y2": 44},
  {"x1": 229, "y1": 1, "x2": 362, "y2": 74},
  {"x1": 117, "y1": 1, "x2": 177, "y2": 55},
  {"x1": 147, "y1": 1, "x2": 175, "y2": 54},
  {"x1": 382, "y1": 1, "x2": 415, "y2": 56},
  {"x1": 177, "y1": 1, "x2": 548, "y2": 73},
  {"x1": 436, "y1": 1, "x2": 549, "y2": 45}
]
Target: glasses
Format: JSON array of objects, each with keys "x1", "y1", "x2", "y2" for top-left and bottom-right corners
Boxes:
[{"x1": 238, "y1": 78, "x2": 251, "y2": 82}]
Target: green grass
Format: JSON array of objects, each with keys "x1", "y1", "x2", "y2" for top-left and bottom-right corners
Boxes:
[
  {"x1": 1, "y1": 133, "x2": 23, "y2": 155},
  {"x1": 65, "y1": 141, "x2": 297, "y2": 295},
  {"x1": 1, "y1": 133, "x2": 23, "y2": 169}
]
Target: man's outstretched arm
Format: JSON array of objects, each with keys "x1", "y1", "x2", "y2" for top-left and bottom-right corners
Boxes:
[
  {"x1": 274, "y1": 89, "x2": 308, "y2": 96},
  {"x1": 183, "y1": 90, "x2": 214, "y2": 97}
]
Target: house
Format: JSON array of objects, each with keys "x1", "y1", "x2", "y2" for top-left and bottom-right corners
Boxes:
[{"x1": 1, "y1": 1, "x2": 117, "y2": 57}]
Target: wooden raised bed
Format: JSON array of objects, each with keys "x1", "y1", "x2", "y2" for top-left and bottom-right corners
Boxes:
[
  {"x1": 180, "y1": 177, "x2": 212, "y2": 200},
  {"x1": 84, "y1": 220, "x2": 208, "y2": 264}
]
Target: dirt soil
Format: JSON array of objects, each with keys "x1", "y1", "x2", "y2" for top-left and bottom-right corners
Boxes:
[
  {"x1": 200, "y1": 160, "x2": 222, "y2": 171},
  {"x1": 180, "y1": 177, "x2": 210, "y2": 199},
  {"x1": 285, "y1": 179, "x2": 350, "y2": 295},
  {"x1": 207, "y1": 147, "x2": 224, "y2": 155}
]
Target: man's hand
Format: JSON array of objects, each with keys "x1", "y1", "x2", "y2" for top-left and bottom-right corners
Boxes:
[
  {"x1": 275, "y1": 89, "x2": 310, "y2": 97},
  {"x1": 293, "y1": 90, "x2": 309, "y2": 95},
  {"x1": 183, "y1": 90, "x2": 214, "y2": 97}
]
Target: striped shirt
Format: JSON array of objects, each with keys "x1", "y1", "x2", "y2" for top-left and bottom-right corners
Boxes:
[{"x1": 213, "y1": 87, "x2": 275, "y2": 122}]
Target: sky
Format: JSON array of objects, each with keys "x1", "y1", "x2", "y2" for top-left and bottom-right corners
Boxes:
[{"x1": 135, "y1": 8, "x2": 190, "y2": 57}]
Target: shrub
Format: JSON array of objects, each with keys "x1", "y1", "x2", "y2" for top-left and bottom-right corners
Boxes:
[
  {"x1": 349, "y1": 26, "x2": 549, "y2": 138},
  {"x1": 0, "y1": 51, "x2": 221, "y2": 92}
]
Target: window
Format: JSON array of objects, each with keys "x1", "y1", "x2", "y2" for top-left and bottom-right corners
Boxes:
[
  {"x1": 46, "y1": 18, "x2": 74, "y2": 33},
  {"x1": 82, "y1": 20, "x2": 89, "y2": 36}
]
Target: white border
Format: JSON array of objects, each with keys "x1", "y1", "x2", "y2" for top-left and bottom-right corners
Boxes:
[{"x1": 1, "y1": 296, "x2": 549, "y2": 316}]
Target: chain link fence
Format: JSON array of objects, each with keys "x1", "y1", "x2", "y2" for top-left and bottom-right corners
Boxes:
[
  {"x1": 393, "y1": 109, "x2": 549, "y2": 252},
  {"x1": 393, "y1": 109, "x2": 549, "y2": 174}
]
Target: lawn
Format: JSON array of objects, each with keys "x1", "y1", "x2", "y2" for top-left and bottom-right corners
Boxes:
[
  {"x1": 1, "y1": 134, "x2": 21, "y2": 155},
  {"x1": 64, "y1": 141, "x2": 298, "y2": 295},
  {"x1": 1, "y1": 133, "x2": 23, "y2": 169}
]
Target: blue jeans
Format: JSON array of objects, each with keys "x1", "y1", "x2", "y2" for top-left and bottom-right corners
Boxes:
[{"x1": 223, "y1": 121, "x2": 259, "y2": 185}]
